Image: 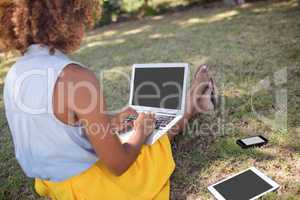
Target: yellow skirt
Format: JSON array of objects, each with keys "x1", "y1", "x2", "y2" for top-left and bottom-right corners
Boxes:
[{"x1": 35, "y1": 135, "x2": 175, "y2": 200}]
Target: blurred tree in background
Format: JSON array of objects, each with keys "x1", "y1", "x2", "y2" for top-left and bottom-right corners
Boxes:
[
  {"x1": 96, "y1": 0, "x2": 221, "y2": 26},
  {"x1": 98, "y1": 0, "x2": 122, "y2": 26},
  {"x1": 223, "y1": 0, "x2": 244, "y2": 6}
]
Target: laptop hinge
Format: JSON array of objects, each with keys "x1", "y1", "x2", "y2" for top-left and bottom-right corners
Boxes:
[{"x1": 156, "y1": 112, "x2": 177, "y2": 116}]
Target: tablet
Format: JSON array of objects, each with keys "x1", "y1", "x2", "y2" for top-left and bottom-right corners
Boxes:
[{"x1": 208, "y1": 167, "x2": 279, "y2": 200}]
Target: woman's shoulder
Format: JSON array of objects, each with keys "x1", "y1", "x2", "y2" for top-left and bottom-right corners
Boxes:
[{"x1": 58, "y1": 63, "x2": 98, "y2": 85}]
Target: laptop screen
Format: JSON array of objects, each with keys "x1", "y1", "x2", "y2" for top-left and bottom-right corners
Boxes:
[{"x1": 132, "y1": 67, "x2": 185, "y2": 110}]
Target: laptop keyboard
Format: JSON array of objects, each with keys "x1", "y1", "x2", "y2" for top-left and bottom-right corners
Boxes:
[
  {"x1": 124, "y1": 114, "x2": 175, "y2": 130},
  {"x1": 155, "y1": 115, "x2": 176, "y2": 129}
]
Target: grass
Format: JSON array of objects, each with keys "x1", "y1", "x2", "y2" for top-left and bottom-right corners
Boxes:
[{"x1": 1, "y1": 0, "x2": 300, "y2": 199}]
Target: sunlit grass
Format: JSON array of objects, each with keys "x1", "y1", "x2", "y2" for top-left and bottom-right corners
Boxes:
[
  {"x1": 66, "y1": 1, "x2": 300, "y2": 198},
  {"x1": 0, "y1": 60, "x2": 15, "y2": 84},
  {"x1": 175, "y1": 10, "x2": 240, "y2": 27},
  {"x1": 0, "y1": 0, "x2": 299, "y2": 199}
]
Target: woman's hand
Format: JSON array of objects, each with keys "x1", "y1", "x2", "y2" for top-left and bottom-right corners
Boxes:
[
  {"x1": 112, "y1": 107, "x2": 138, "y2": 132},
  {"x1": 133, "y1": 112, "x2": 156, "y2": 142},
  {"x1": 118, "y1": 107, "x2": 138, "y2": 122}
]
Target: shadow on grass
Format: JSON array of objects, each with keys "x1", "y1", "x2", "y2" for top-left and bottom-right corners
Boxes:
[
  {"x1": 73, "y1": 0, "x2": 299, "y2": 71},
  {"x1": 0, "y1": 127, "x2": 39, "y2": 200},
  {"x1": 168, "y1": 90, "x2": 280, "y2": 198},
  {"x1": 170, "y1": 129, "x2": 276, "y2": 199},
  {"x1": 75, "y1": 2, "x2": 300, "y2": 199},
  {"x1": 72, "y1": 3, "x2": 247, "y2": 69},
  {"x1": 0, "y1": 0, "x2": 299, "y2": 199}
]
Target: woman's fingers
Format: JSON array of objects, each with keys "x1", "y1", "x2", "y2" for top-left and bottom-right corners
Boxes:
[
  {"x1": 126, "y1": 107, "x2": 138, "y2": 116},
  {"x1": 141, "y1": 112, "x2": 156, "y2": 136}
]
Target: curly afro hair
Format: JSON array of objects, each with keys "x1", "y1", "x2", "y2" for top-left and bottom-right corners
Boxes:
[{"x1": 0, "y1": 0, "x2": 100, "y2": 54}]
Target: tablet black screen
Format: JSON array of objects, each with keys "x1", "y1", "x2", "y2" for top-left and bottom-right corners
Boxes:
[{"x1": 213, "y1": 170, "x2": 273, "y2": 200}]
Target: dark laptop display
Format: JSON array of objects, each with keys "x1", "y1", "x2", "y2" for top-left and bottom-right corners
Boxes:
[{"x1": 132, "y1": 67, "x2": 185, "y2": 110}]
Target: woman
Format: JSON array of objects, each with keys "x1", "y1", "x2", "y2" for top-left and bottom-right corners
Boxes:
[{"x1": 1, "y1": 1, "x2": 216, "y2": 199}]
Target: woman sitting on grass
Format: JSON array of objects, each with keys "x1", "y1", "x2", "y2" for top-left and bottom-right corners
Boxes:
[{"x1": 1, "y1": 0, "x2": 216, "y2": 199}]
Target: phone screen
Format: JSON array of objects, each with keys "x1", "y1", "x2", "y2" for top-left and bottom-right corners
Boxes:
[{"x1": 241, "y1": 137, "x2": 265, "y2": 146}]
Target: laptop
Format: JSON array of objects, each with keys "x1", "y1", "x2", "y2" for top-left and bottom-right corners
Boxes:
[{"x1": 118, "y1": 63, "x2": 189, "y2": 145}]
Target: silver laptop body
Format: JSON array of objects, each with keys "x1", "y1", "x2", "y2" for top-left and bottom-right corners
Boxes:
[{"x1": 119, "y1": 63, "x2": 189, "y2": 145}]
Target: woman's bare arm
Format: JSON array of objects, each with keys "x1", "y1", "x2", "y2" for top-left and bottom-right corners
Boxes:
[{"x1": 56, "y1": 64, "x2": 155, "y2": 176}]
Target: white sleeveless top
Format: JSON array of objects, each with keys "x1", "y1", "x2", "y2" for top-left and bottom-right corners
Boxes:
[{"x1": 4, "y1": 44, "x2": 98, "y2": 182}]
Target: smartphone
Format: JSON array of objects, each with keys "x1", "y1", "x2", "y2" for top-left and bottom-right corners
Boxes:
[{"x1": 236, "y1": 135, "x2": 268, "y2": 149}]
